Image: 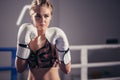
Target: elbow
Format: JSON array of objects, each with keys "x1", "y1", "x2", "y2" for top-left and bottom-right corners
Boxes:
[
  {"x1": 15, "y1": 64, "x2": 27, "y2": 73},
  {"x1": 16, "y1": 69, "x2": 24, "y2": 73},
  {"x1": 65, "y1": 63, "x2": 71, "y2": 74},
  {"x1": 64, "y1": 67, "x2": 71, "y2": 74},
  {"x1": 16, "y1": 67, "x2": 25, "y2": 73},
  {"x1": 64, "y1": 70, "x2": 71, "y2": 74},
  {"x1": 60, "y1": 62, "x2": 71, "y2": 74},
  {"x1": 15, "y1": 57, "x2": 27, "y2": 73},
  {"x1": 67, "y1": 69, "x2": 71, "y2": 74}
]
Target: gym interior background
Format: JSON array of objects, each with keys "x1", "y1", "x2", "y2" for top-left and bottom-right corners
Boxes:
[{"x1": 0, "y1": 0, "x2": 120, "y2": 80}]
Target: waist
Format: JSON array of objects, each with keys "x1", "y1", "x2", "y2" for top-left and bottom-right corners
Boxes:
[{"x1": 28, "y1": 67, "x2": 60, "y2": 80}]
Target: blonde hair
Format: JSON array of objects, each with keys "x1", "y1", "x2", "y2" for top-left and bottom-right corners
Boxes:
[{"x1": 29, "y1": 0, "x2": 53, "y2": 15}]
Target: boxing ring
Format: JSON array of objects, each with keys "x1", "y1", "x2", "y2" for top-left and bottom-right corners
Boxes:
[
  {"x1": 0, "y1": 47, "x2": 17, "y2": 80},
  {"x1": 0, "y1": 44, "x2": 120, "y2": 80},
  {"x1": 70, "y1": 44, "x2": 120, "y2": 80}
]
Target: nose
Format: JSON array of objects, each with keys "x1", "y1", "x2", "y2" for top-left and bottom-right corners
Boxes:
[{"x1": 40, "y1": 16, "x2": 45, "y2": 23}]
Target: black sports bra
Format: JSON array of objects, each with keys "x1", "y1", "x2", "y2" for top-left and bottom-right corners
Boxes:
[{"x1": 27, "y1": 40, "x2": 59, "y2": 68}]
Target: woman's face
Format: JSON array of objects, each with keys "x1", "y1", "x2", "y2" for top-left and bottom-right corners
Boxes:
[{"x1": 31, "y1": 6, "x2": 52, "y2": 31}]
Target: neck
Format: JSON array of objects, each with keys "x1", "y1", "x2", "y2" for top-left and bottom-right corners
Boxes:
[
  {"x1": 37, "y1": 29, "x2": 45, "y2": 35},
  {"x1": 37, "y1": 29, "x2": 46, "y2": 40}
]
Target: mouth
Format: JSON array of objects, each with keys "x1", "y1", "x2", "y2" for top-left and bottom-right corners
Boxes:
[
  {"x1": 39, "y1": 23, "x2": 46, "y2": 27},
  {"x1": 36, "y1": 24, "x2": 46, "y2": 30}
]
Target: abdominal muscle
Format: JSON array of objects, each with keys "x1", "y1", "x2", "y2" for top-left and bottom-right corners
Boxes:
[{"x1": 27, "y1": 67, "x2": 60, "y2": 80}]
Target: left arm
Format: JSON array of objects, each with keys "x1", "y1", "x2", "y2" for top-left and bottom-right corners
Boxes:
[
  {"x1": 46, "y1": 27, "x2": 72, "y2": 74},
  {"x1": 57, "y1": 47, "x2": 71, "y2": 74},
  {"x1": 59, "y1": 62, "x2": 71, "y2": 74}
]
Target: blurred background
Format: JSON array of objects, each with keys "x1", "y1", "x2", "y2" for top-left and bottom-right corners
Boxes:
[{"x1": 0, "y1": 0, "x2": 120, "y2": 80}]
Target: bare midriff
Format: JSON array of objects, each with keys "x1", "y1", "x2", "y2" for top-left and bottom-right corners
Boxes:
[{"x1": 27, "y1": 67, "x2": 60, "y2": 80}]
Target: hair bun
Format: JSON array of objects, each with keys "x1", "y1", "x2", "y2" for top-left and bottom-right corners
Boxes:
[
  {"x1": 30, "y1": 0, "x2": 53, "y2": 15},
  {"x1": 37, "y1": 0, "x2": 48, "y2": 5}
]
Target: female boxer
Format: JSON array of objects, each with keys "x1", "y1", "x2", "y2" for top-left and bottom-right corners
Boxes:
[{"x1": 15, "y1": 0, "x2": 71, "y2": 80}]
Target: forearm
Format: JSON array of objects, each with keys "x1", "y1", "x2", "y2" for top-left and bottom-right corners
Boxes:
[
  {"x1": 59, "y1": 62, "x2": 71, "y2": 74},
  {"x1": 15, "y1": 57, "x2": 28, "y2": 73}
]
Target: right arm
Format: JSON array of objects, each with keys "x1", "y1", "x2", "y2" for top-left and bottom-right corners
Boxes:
[
  {"x1": 15, "y1": 57, "x2": 28, "y2": 73},
  {"x1": 15, "y1": 23, "x2": 37, "y2": 73}
]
